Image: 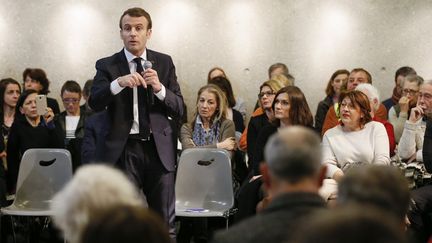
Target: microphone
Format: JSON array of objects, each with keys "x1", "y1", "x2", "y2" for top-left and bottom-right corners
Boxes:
[{"x1": 144, "y1": 60, "x2": 154, "y2": 105}]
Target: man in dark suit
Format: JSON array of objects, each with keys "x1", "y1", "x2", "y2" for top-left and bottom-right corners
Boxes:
[
  {"x1": 212, "y1": 126, "x2": 327, "y2": 243},
  {"x1": 89, "y1": 7, "x2": 184, "y2": 238}
]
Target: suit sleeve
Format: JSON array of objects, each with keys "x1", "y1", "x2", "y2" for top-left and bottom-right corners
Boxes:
[
  {"x1": 423, "y1": 119, "x2": 432, "y2": 173},
  {"x1": 89, "y1": 59, "x2": 117, "y2": 112},
  {"x1": 159, "y1": 56, "x2": 184, "y2": 120}
]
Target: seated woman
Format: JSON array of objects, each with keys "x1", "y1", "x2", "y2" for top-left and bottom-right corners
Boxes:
[
  {"x1": 55, "y1": 81, "x2": 86, "y2": 171},
  {"x1": 22, "y1": 68, "x2": 60, "y2": 114},
  {"x1": 208, "y1": 76, "x2": 244, "y2": 132},
  {"x1": 246, "y1": 80, "x2": 283, "y2": 169},
  {"x1": 6, "y1": 90, "x2": 63, "y2": 192},
  {"x1": 208, "y1": 67, "x2": 246, "y2": 119},
  {"x1": 179, "y1": 84, "x2": 236, "y2": 242},
  {"x1": 252, "y1": 86, "x2": 314, "y2": 176},
  {"x1": 0, "y1": 78, "x2": 21, "y2": 206},
  {"x1": 315, "y1": 69, "x2": 349, "y2": 135},
  {"x1": 322, "y1": 90, "x2": 390, "y2": 183},
  {"x1": 180, "y1": 84, "x2": 236, "y2": 152},
  {"x1": 388, "y1": 74, "x2": 423, "y2": 143}
]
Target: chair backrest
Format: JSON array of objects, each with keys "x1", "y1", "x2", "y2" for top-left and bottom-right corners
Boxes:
[
  {"x1": 13, "y1": 149, "x2": 73, "y2": 210},
  {"x1": 175, "y1": 148, "x2": 234, "y2": 212}
]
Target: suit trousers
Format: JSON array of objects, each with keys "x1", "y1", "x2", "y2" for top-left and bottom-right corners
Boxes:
[{"x1": 117, "y1": 136, "x2": 176, "y2": 238}]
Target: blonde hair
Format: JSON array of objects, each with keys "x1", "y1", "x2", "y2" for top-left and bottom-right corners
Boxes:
[
  {"x1": 191, "y1": 84, "x2": 228, "y2": 128},
  {"x1": 51, "y1": 165, "x2": 143, "y2": 243}
]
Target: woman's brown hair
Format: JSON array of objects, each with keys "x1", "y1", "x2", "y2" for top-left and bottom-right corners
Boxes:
[{"x1": 338, "y1": 90, "x2": 372, "y2": 128}]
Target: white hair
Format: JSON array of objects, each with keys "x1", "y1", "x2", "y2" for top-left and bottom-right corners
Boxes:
[
  {"x1": 51, "y1": 164, "x2": 144, "y2": 243},
  {"x1": 355, "y1": 83, "x2": 380, "y2": 111}
]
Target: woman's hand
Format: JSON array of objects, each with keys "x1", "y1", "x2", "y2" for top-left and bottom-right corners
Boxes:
[
  {"x1": 333, "y1": 170, "x2": 344, "y2": 183},
  {"x1": 217, "y1": 137, "x2": 236, "y2": 151},
  {"x1": 43, "y1": 108, "x2": 54, "y2": 123}
]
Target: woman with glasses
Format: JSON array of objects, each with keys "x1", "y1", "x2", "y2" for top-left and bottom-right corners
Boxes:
[
  {"x1": 388, "y1": 74, "x2": 423, "y2": 143},
  {"x1": 322, "y1": 90, "x2": 390, "y2": 183},
  {"x1": 54, "y1": 80, "x2": 86, "y2": 171},
  {"x1": 315, "y1": 69, "x2": 349, "y2": 135},
  {"x1": 246, "y1": 80, "x2": 283, "y2": 172},
  {"x1": 6, "y1": 89, "x2": 62, "y2": 193},
  {"x1": 252, "y1": 86, "x2": 314, "y2": 176}
]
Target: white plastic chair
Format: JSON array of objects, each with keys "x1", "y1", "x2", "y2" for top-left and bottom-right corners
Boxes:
[
  {"x1": 175, "y1": 148, "x2": 236, "y2": 229},
  {"x1": 1, "y1": 149, "x2": 73, "y2": 241}
]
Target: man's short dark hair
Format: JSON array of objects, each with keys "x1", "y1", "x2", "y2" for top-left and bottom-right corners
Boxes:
[
  {"x1": 351, "y1": 68, "x2": 372, "y2": 84},
  {"x1": 264, "y1": 126, "x2": 321, "y2": 183},
  {"x1": 61, "y1": 80, "x2": 82, "y2": 97},
  {"x1": 268, "y1": 63, "x2": 289, "y2": 78},
  {"x1": 395, "y1": 66, "x2": 416, "y2": 83},
  {"x1": 83, "y1": 79, "x2": 93, "y2": 98},
  {"x1": 337, "y1": 165, "x2": 410, "y2": 223},
  {"x1": 119, "y1": 7, "x2": 152, "y2": 30}
]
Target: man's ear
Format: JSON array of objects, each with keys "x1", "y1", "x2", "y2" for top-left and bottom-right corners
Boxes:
[
  {"x1": 146, "y1": 28, "x2": 152, "y2": 39},
  {"x1": 260, "y1": 163, "x2": 271, "y2": 189},
  {"x1": 317, "y1": 165, "x2": 327, "y2": 188},
  {"x1": 19, "y1": 107, "x2": 24, "y2": 115}
]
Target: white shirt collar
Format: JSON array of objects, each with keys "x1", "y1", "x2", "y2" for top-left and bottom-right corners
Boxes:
[{"x1": 123, "y1": 48, "x2": 147, "y2": 63}]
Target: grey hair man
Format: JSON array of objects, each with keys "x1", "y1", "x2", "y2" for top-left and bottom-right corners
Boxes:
[{"x1": 212, "y1": 126, "x2": 326, "y2": 243}]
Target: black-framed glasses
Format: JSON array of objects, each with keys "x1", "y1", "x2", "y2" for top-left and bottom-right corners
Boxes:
[
  {"x1": 402, "y1": 89, "x2": 419, "y2": 96},
  {"x1": 258, "y1": 91, "x2": 275, "y2": 99}
]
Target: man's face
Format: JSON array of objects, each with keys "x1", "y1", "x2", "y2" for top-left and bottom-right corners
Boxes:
[
  {"x1": 347, "y1": 71, "x2": 369, "y2": 91},
  {"x1": 417, "y1": 84, "x2": 432, "y2": 116},
  {"x1": 120, "y1": 15, "x2": 152, "y2": 56}
]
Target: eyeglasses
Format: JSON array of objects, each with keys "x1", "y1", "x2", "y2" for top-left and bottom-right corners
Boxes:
[
  {"x1": 402, "y1": 89, "x2": 419, "y2": 96},
  {"x1": 62, "y1": 98, "x2": 80, "y2": 104},
  {"x1": 258, "y1": 91, "x2": 275, "y2": 99}
]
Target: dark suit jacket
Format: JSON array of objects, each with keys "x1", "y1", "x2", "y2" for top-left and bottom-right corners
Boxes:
[
  {"x1": 89, "y1": 49, "x2": 184, "y2": 171},
  {"x1": 212, "y1": 192, "x2": 326, "y2": 243}
]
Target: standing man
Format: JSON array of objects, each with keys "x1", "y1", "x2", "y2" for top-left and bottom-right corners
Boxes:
[{"x1": 89, "y1": 7, "x2": 184, "y2": 238}]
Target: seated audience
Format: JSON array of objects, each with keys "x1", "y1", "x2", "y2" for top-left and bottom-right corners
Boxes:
[
  {"x1": 268, "y1": 62, "x2": 289, "y2": 78},
  {"x1": 293, "y1": 206, "x2": 408, "y2": 243},
  {"x1": 81, "y1": 205, "x2": 170, "y2": 243},
  {"x1": 81, "y1": 110, "x2": 108, "y2": 164},
  {"x1": 208, "y1": 77, "x2": 244, "y2": 132},
  {"x1": 382, "y1": 66, "x2": 417, "y2": 112},
  {"x1": 337, "y1": 165, "x2": 410, "y2": 228},
  {"x1": 6, "y1": 90, "x2": 62, "y2": 192},
  {"x1": 180, "y1": 84, "x2": 236, "y2": 153},
  {"x1": 321, "y1": 68, "x2": 388, "y2": 136},
  {"x1": 0, "y1": 78, "x2": 21, "y2": 206},
  {"x1": 207, "y1": 67, "x2": 246, "y2": 119},
  {"x1": 388, "y1": 74, "x2": 423, "y2": 143},
  {"x1": 315, "y1": 69, "x2": 349, "y2": 134},
  {"x1": 252, "y1": 86, "x2": 314, "y2": 176},
  {"x1": 355, "y1": 83, "x2": 396, "y2": 156},
  {"x1": 81, "y1": 79, "x2": 94, "y2": 117},
  {"x1": 51, "y1": 164, "x2": 144, "y2": 243},
  {"x1": 212, "y1": 126, "x2": 326, "y2": 243},
  {"x1": 322, "y1": 90, "x2": 390, "y2": 183},
  {"x1": 246, "y1": 80, "x2": 283, "y2": 169},
  {"x1": 398, "y1": 79, "x2": 432, "y2": 162},
  {"x1": 55, "y1": 80, "x2": 86, "y2": 171},
  {"x1": 22, "y1": 68, "x2": 60, "y2": 114}
]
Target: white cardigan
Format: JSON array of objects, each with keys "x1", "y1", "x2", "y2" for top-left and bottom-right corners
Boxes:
[{"x1": 322, "y1": 121, "x2": 390, "y2": 178}]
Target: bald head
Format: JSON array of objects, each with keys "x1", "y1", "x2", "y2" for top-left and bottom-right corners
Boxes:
[{"x1": 264, "y1": 126, "x2": 322, "y2": 183}]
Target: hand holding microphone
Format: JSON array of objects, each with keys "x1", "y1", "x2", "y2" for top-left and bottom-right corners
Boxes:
[{"x1": 143, "y1": 60, "x2": 154, "y2": 105}]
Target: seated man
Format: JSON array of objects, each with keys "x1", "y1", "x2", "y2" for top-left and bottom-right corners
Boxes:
[
  {"x1": 54, "y1": 81, "x2": 87, "y2": 171},
  {"x1": 382, "y1": 66, "x2": 417, "y2": 112},
  {"x1": 398, "y1": 79, "x2": 432, "y2": 162},
  {"x1": 388, "y1": 74, "x2": 423, "y2": 143},
  {"x1": 212, "y1": 126, "x2": 327, "y2": 243},
  {"x1": 355, "y1": 83, "x2": 396, "y2": 156}
]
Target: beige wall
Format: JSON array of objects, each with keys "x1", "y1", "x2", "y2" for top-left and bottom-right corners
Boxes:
[{"x1": 1, "y1": 0, "x2": 432, "y2": 121}]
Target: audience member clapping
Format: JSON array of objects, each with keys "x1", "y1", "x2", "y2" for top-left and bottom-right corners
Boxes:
[{"x1": 51, "y1": 164, "x2": 144, "y2": 243}]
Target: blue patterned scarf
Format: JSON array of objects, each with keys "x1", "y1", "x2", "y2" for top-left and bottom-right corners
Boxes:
[{"x1": 192, "y1": 116, "x2": 221, "y2": 146}]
